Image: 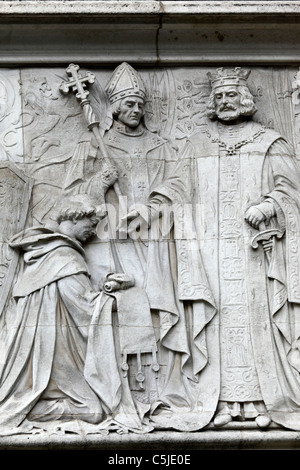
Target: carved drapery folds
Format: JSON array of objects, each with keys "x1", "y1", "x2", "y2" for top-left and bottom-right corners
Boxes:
[{"x1": 0, "y1": 64, "x2": 300, "y2": 436}]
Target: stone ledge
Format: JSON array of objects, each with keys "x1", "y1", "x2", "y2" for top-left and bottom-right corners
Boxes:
[
  {"x1": 0, "y1": 1, "x2": 299, "y2": 19},
  {"x1": 0, "y1": 1, "x2": 298, "y2": 65},
  {"x1": 1, "y1": 427, "x2": 300, "y2": 450}
]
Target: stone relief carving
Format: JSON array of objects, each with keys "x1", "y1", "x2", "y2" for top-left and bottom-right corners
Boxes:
[
  {"x1": 0, "y1": 63, "x2": 300, "y2": 436},
  {"x1": 150, "y1": 66, "x2": 300, "y2": 431}
]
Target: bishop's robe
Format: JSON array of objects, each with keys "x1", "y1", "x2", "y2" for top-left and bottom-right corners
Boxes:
[
  {"x1": 151, "y1": 119, "x2": 300, "y2": 430},
  {"x1": 63, "y1": 121, "x2": 219, "y2": 431}
]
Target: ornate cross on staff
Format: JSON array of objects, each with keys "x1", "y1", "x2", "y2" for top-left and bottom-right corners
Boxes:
[
  {"x1": 59, "y1": 63, "x2": 124, "y2": 208},
  {"x1": 59, "y1": 63, "x2": 99, "y2": 129},
  {"x1": 60, "y1": 63, "x2": 147, "y2": 267}
]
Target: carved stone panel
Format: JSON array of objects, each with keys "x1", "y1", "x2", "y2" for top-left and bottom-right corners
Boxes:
[{"x1": 1, "y1": 61, "x2": 300, "y2": 446}]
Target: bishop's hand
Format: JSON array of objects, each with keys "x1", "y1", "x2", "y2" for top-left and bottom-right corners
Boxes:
[
  {"x1": 101, "y1": 166, "x2": 119, "y2": 191},
  {"x1": 117, "y1": 207, "x2": 149, "y2": 239}
]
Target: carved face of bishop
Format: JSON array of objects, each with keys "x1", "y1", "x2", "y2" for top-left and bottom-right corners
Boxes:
[
  {"x1": 213, "y1": 85, "x2": 242, "y2": 122},
  {"x1": 116, "y1": 96, "x2": 145, "y2": 128}
]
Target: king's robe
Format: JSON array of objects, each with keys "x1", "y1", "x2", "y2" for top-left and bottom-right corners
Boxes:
[{"x1": 151, "y1": 119, "x2": 300, "y2": 429}]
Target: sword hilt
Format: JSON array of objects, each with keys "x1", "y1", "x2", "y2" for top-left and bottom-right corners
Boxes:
[{"x1": 251, "y1": 228, "x2": 284, "y2": 249}]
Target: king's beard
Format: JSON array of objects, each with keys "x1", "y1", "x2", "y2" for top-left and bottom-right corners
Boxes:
[{"x1": 216, "y1": 107, "x2": 241, "y2": 122}]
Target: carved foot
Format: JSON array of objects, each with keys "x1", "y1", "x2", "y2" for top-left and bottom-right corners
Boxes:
[
  {"x1": 255, "y1": 414, "x2": 272, "y2": 428},
  {"x1": 213, "y1": 413, "x2": 232, "y2": 427}
]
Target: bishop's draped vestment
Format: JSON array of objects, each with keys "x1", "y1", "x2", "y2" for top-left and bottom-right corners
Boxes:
[{"x1": 63, "y1": 121, "x2": 219, "y2": 431}]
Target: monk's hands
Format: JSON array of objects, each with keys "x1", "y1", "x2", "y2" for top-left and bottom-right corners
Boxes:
[
  {"x1": 106, "y1": 273, "x2": 132, "y2": 284},
  {"x1": 103, "y1": 272, "x2": 135, "y2": 295}
]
